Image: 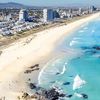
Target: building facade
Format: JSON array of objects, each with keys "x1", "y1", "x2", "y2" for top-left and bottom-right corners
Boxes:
[
  {"x1": 78, "y1": 8, "x2": 82, "y2": 15},
  {"x1": 89, "y1": 6, "x2": 96, "y2": 13},
  {"x1": 43, "y1": 9, "x2": 54, "y2": 22},
  {"x1": 19, "y1": 9, "x2": 28, "y2": 22}
]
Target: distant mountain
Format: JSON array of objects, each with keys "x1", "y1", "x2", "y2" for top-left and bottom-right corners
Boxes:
[
  {"x1": 0, "y1": 2, "x2": 29, "y2": 9},
  {"x1": 0, "y1": 2, "x2": 98, "y2": 9}
]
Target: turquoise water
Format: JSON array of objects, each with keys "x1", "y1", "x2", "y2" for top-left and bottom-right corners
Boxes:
[{"x1": 38, "y1": 18, "x2": 100, "y2": 100}]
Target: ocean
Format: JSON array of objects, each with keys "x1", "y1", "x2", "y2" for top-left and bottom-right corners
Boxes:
[{"x1": 38, "y1": 18, "x2": 100, "y2": 100}]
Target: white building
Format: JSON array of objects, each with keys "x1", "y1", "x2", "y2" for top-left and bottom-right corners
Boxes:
[
  {"x1": 69, "y1": 9, "x2": 72, "y2": 14},
  {"x1": 43, "y1": 9, "x2": 54, "y2": 22},
  {"x1": 89, "y1": 6, "x2": 96, "y2": 13},
  {"x1": 4, "y1": 14, "x2": 12, "y2": 21},
  {"x1": 19, "y1": 9, "x2": 28, "y2": 22},
  {"x1": 78, "y1": 8, "x2": 82, "y2": 15}
]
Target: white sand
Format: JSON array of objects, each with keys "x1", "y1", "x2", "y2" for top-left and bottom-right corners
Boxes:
[{"x1": 0, "y1": 13, "x2": 100, "y2": 100}]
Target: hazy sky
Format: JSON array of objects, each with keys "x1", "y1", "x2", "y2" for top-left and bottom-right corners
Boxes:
[{"x1": 0, "y1": 0, "x2": 100, "y2": 6}]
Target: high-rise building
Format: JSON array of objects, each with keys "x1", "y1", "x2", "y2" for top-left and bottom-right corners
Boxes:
[
  {"x1": 89, "y1": 6, "x2": 96, "y2": 13},
  {"x1": 19, "y1": 9, "x2": 28, "y2": 22},
  {"x1": 78, "y1": 8, "x2": 82, "y2": 15},
  {"x1": 69, "y1": 9, "x2": 72, "y2": 14},
  {"x1": 43, "y1": 9, "x2": 54, "y2": 22},
  {"x1": 4, "y1": 14, "x2": 12, "y2": 21},
  {"x1": 53, "y1": 10, "x2": 60, "y2": 19}
]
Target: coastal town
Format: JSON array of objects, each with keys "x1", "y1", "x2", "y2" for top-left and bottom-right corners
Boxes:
[
  {"x1": 0, "y1": 1, "x2": 100, "y2": 100},
  {"x1": 0, "y1": 5, "x2": 98, "y2": 36}
]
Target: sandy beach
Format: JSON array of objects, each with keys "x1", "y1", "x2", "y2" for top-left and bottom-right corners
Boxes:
[{"x1": 0, "y1": 12, "x2": 100, "y2": 100}]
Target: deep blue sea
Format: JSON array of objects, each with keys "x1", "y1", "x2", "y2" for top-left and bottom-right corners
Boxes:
[{"x1": 38, "y1": 18, "x2": 100, "y2": 100}]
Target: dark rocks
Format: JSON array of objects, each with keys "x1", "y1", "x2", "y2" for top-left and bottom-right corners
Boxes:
[
  {"x1": 63, "y1": 82, "x2": 70, "y2": 85},
  {"x1": 69, "y1": 75, "x2": 73, "y2": 77},
  {"x1": 27, "y1": 81, "x2": 66, "y2": 100},
  {"x1": 32, "y1": 67, "x2": 39, "y2": 71},
  {"x1": 81, "y1": 46, "x2": 100, "y2": 54},
  {"x1": 81, "y1": 46, "x2": 91, "y2": 50},
  {"x1": 28, "y1": 82, "x2": 42, "y2": 91},
  {"x1": 21, "y1": 92, "x2": 47, "y2": 100},
  {"x1": 0, "y1": 51, "x2": 2, "y2": 55},
  {"x1": 30, "y1": 86, "x2": 66, "y2": 100},
  {"x1": 59, "y1": 93, "x2": 65, "y2": 97},
  {"x1": 29, "y1": 83, "x2": 37, "y2": 89},
  {"x1": 66, "y1": 94, "x2": 73, "y2": 98},
  {"x1": 81, "y1": 46, "x2": 100, "y2": 51},
  {"x1": 56, "y1": 72, "x2": 60, "y2": 75},
  {"x1": 75, "y1": 93, "x2": 88, "y2": 99},
  {"x1": 84, "y1": 50, "x2": 97, "y2": 55},
  {"x1": 24, "y1": 70, "x2": 32, "y2": 74},
  {"x1": 50, "y1": 81, "x2": 55, "y2": 83},
  {"x1": 24, "y1": 64, "x2": 40, "y2": 74},
  {"x1": 81, "y1": 46, "x2": 100, "y2": 56},
  {"x1": 81, "y1": 93, "x2": 88, "y2": 99},
  {"x1": 28, "y1": 78, "x2": 31, "y2": 81},
  {"x1": 31, "y1": 93, "x2": 47, "y2": 100},
  {"x1": 30, "y1": 64, "x2": 39, "y2": 69},
  {"x1": 93, "y1": 46, "x2": 100, "y2": 50},
  {"x1": 41, "y1": 88, "x2": 65, "y2": 100},
  {"x1": 22, "y1": 92, "x2": 29, "y2": 99},
  {"x1": 20, "y1": 91, "x2": 88, "y2": 100}
]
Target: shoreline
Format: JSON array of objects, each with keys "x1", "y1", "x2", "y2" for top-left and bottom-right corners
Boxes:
[
  {"x1": 0, "y1": 12, "x2": 100, "y2": 100},
  {"x1": 0, "y1": 14, "x2": 92, "y2": 50}
]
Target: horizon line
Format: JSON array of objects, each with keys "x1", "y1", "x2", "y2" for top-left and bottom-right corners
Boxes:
[{"x1": 0, "y1": 2, "x2": 99, "y2": 8}]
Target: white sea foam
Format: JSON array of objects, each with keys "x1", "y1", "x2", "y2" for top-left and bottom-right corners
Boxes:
[
  {"x1": 83, "y1": 27, "x2": 88, "y2": 30},
  {"x1": 60, "y1": 65, "x2": 66, "y2": 75},
  {"x1": 73, "y1": 37, "x2": 81, "y2": 41},
  {"x1": 80, "y1": 23, "x2": 87, "y2": 28},
  {"x1": 93, "y1": 54, "x2": 100, "y2": 58},
  {"x1": 65, "y1": 62, "x2": 67, "y2": 65},
  {"x1": 38, "y1": 58, "x2": 63, "y2": 85},
  {"x1": 73, "y1": 74, "x2": 86, "y2": 90},
  {"x1": 38, "y1": 63, "x2": 50, "y2": 85},
  {"x1": 79, "y1": 30, "x2": 84, "y2": 33},
  {"x1": 92, "y1": 30, "x2": 95, "y2": 33},
  {"x1": 52, "y1": 81, "x2": 63, "y2": 87},
  {"x1": 74, "y1": 92, "x2": 83, "y2": 98},
  {"x1": 69, "y1": 40, "x2": 78, "y2": 46}
]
